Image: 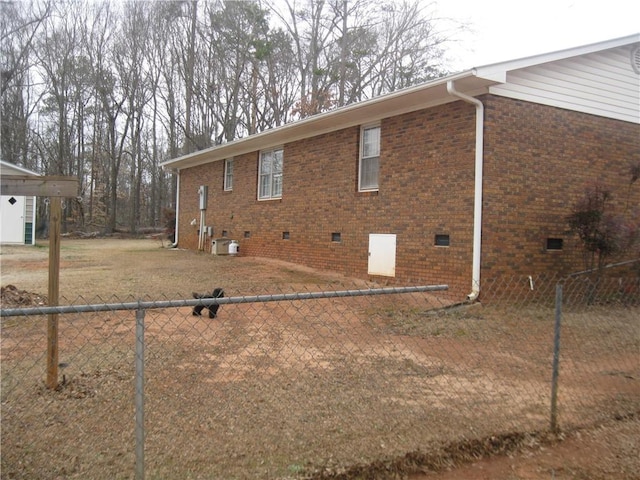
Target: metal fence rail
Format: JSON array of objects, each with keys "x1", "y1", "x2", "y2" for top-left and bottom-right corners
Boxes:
[
  {"x1": 1, "y1": 277, "x2": 638, "y2": 479},
  {"x1": 0, "y1": 285, "x2": 449, "y2": 316}
]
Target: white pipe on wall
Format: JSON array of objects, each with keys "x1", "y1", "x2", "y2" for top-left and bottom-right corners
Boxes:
[
  {"x1": 446, "y1": 80, "x2": 484, "y2": 301},
  {"x1": 172, "y1": 170, "x2": 180, "y2": 248}
]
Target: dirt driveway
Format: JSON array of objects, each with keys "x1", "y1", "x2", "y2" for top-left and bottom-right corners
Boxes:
[{"x1": 1, "y1": 238, "x2": 638, "y2": 479}]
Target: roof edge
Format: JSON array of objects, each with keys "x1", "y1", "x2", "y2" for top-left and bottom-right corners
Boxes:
[
  {"x1": 162, "y1": 33, "x2": 640, "y2": 171},
  {"x1": 474, "y1": 33, "x2": 640, "y2": 79},
  {"x1": 0, "y1": 160, "x2": 42, "y2": 176},
  {"x1": 161, "y1": 69, "x2": 478, "y2": 170}
]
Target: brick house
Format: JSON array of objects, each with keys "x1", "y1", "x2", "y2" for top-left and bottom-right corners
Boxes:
[{"x1": 162, "y1": 35, "x2": 640, "y2": 301}]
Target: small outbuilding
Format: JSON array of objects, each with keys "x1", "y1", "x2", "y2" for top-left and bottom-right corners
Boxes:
[{"x1": 0, "y1": 160, "x2": 39, "y2": 245}]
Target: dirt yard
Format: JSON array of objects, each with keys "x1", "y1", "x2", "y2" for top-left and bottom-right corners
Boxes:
[
  {"x1": 1, "y1": 238, "x2": 638, "y2": 479},
  {"x1": 0, "y1": 237, "x2": 369, "y2": 300}
]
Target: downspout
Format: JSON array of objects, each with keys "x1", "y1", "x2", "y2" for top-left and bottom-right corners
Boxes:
[
  {"x1": 446, "y1": 80, "x2": 484, "y2": 302},
  {"x1": 171, "y1": 170, "x2": 180, "y2": 248}
]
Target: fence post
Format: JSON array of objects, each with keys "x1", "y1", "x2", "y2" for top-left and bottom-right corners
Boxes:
[
  {"x1": 135, "y1": 307, "x2": 145, "y2": 480},
  {"x1": 46, "y1": 197, "x2": 62, "y2": 389},
  {"x1": 550, "y1": 283, "x2": 563, "y2": 433}
]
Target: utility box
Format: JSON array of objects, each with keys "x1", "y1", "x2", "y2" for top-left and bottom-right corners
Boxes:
[
  {"x1": 211, "y1": 238, "x2": 230, "y2": 255},
  {"x1": 199, "y1": 185, "x2": 208, "y2": 210}
]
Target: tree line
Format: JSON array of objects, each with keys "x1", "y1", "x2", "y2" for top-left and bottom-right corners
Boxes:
[{"x1": 1, "y1": 0, "x2": 461, "y2": 234}]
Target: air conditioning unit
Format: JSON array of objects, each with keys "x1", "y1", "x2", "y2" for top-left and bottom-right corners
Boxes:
[{"x1": 211, "y1": 238, "x2": 230, "y2": 255}]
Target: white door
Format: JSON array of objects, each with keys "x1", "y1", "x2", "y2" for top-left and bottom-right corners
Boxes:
[
  {"x1": 0, "y1": 195, "x2": 25, "y2": 244},
  {"x1": 368, "y1": 233, "x2": 396, "y2": 277}
]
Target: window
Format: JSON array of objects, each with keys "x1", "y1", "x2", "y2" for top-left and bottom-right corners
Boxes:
[
  {"x1": 258, "y1": 147, "x2": 283, "y2": 200},
  {"x1": 331, "y1": 232, "x2": 341, "y2": 242},
  {"x1": 359, "y1": 124, "x2": 380, "y2": 191},
  {"x1": 224, "y1": 158, "x2": 233, "y2": 191},
  {"x1": 282, "y1": 231, "x2": 290, "y2": 240}
]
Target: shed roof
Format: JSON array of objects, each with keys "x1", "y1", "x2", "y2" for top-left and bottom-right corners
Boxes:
[
  {"x1": 0, "y1": 160, "x2": 41, "y2": 177},
  {"x1": 162, "y1": 33, "x2": 640, "y2": 171}
]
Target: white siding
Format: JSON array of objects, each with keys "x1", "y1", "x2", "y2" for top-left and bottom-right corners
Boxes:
[
  {"x1": 0, "y1": 160, "x2": 40, "y2": 244},
  {"x1": 488, "y1": 45, "x2": 640, "y2": 123}
]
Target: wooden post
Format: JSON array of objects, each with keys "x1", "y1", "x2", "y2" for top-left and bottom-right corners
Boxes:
[{"x1": 46, "y1": 197, "x2": 62, "y2": 389}]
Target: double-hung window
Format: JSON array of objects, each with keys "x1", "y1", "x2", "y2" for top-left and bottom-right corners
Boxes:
[
  {"x1": 359, "y1": 124, "x2": 380, "y2": 191},
  {"x1": 224, "y1": 158, "x2": 233, "y2": 191},
  {"x1": 258, "y1": 147, "x2": 283, "y2": 200}
]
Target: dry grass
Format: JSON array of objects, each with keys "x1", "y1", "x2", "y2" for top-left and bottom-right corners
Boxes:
[{"x1": 1, "y1": 239, "x2": 639, "y2": 479}]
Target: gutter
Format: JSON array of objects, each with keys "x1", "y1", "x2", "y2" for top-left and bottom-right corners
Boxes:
[{"x1": 446, "y1": 80, "x2": 484, "y2": 302}]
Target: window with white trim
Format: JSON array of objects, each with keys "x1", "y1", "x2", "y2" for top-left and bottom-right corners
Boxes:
[
  {"x1": 224, "y1": 158, "x2": 233, "y2": 191},
  {"x1": 258, "y1": 147, "x2": 283, "y2": 200},
  {"x1": 359, "y1": 124, "x2": 380, "y2": 191}
]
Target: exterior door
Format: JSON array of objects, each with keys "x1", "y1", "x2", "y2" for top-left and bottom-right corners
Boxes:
[
  {"x1": 0, "y1": 195, "x2": 25, "y2": 244},
  {"x1": 368, "y1": 233, "x2": 396, "y2": 277}
]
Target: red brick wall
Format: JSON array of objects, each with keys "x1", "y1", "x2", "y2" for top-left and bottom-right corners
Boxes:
[
  {"x1": 177, "y1": 96, "x2": 640, "y2": 300},
  {"x1": 481, "y1": 96, "x2": 640, "y2": 280}
]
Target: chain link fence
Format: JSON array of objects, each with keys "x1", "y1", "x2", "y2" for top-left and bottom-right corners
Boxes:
[{"x1": 1, "y1": 275, "x2": 638, "y2": 479}]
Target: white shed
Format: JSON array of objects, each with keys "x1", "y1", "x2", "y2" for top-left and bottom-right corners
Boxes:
[{"x1": 0, "y1": 160, "x2": 39, "y2": 245}]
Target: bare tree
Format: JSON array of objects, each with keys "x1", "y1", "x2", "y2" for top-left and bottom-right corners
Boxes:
[
  {"x1": 268, "y1": 0, "x2": 449, "y2": 116},
  {"x1": 92, "y1": 10, "x2": 131, "y2": 234},
  {"x1": 269, "y1": 0, "x2": 338, "y2": 117},
  {"x1": 207, "y1": 0, "x2": 274, "y2": 141},
  {"x1": 1, "y1": 0, "x2": 461, "y2": 235},
  {"x1": 249, "y1": 26, "x2": 298, "y2": 129},
  {"x1": 0, "y1": 0, "x2": 51, "y2": 96},
  {"x1": 1, "y1": 1, "x2": 51, "y2": 170},
  {"x1": 113, "y1": 1, "x2": 155, "y2": 233}
]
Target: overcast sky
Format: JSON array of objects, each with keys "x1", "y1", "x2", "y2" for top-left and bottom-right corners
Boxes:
[{"x1": 435, "y1": 0, "x2": 640, "y2": 70}]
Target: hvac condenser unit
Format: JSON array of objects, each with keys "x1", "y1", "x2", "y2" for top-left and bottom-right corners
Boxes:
[{"x1": 211, "y1": 238, "x2": 230, "y2": 255}]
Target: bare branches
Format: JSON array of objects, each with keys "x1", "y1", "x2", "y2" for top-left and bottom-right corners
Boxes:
[{"x1": 1, "y1": 0, "x2": 463, "y2": 234}]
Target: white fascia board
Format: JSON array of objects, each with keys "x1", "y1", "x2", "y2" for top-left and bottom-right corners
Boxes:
[{"x1": 474, "y1": 33, "x2": 640, "y2": 81}]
